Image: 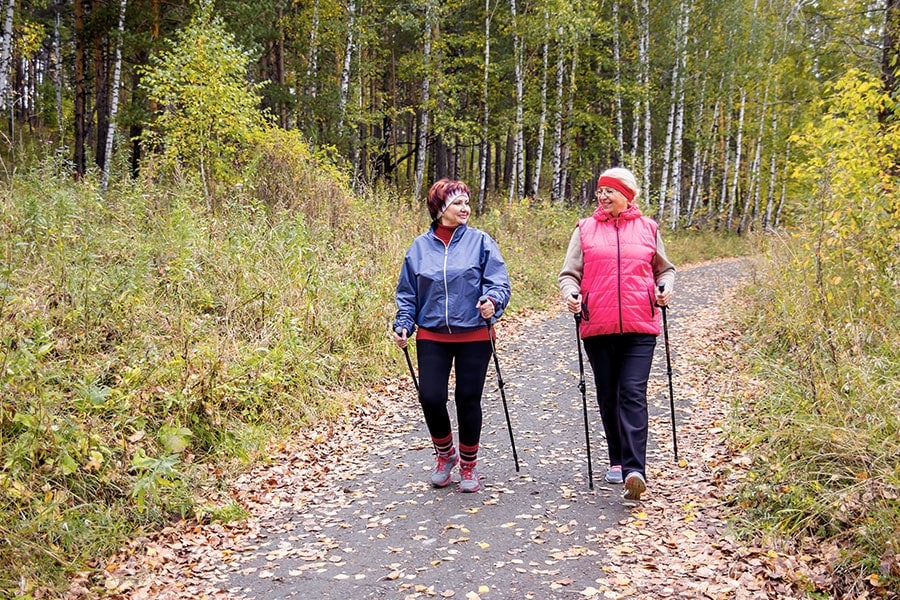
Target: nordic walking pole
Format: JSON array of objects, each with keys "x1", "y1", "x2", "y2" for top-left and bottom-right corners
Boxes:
[
  {"x1": 396, "y1": 327, "x2": 438, "y2": 457},
  {"x1": 572, "y1": 292, "x2": 594, "y2": 490},
  {"x1": 658, "y1": 285, "x2": 678, "y2": 461},
  {"x1": 479, "y1": 297, "x2": 520, "y2": 472},
  {"x1": 395, "y1": 328, "x2": 419, "y2": 392}
]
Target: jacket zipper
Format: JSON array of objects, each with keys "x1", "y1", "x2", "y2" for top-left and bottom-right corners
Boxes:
[{"x1": 442, "y1": 230, "x2": 454, "y2": 333}]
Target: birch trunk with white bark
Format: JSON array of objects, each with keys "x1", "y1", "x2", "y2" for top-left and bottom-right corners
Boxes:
[
  {"x1": 531, "y1": 10, "x2": 550, "y2": 197},
  {"x1": 763, "y1": 109, "x2": 778, "y2": 230},
  {"x1": 337, "y1": 0, "x2": 356, "y2": 133},
  {"x1": 102, "y1": 0, "x2": 127, "y2": 194},
  {"x1": 639, "y1": 0, "x2": 651, "y2": 199},
  {"x1": 508, "y1": 0, "x2": 525, "y2": 202},
  {"x1": 726, "y1": 88, "x2": 746, "y2": 231},
  {"x1": 414, "y1": 0, "x2": 434, "y2": 199},
  {"x1": 612, "y1": 0, "x2": 624, "y2": 162},
  {"x1": 739, "y1": 83, "x2": 768, "y2": 234},
  {"x1": 668, "y1": 0, "x2": 691, "y2": 229},
  {"x1": 559, "y1": 38, "x2": 579, "y2": 200},
  {"x1": 550, "y1": 28, "x2": 565, "y2": 201},
  {"x1": 0, "y1": 0, "x2": 14, "y2": 110},
  {"x1": 479, "y1": 0, "x2": 491, "y2": 213}
]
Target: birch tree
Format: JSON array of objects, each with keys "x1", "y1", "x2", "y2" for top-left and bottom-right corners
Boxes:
[
  {"x1": 558, "y1": 35, "x2": 579, "y2": 200},
  {"x1": 763, "y1": 108, "x2": 778, "y2": 231},
  {"x1": 414, "y1": 0, "x2": 434, "y2": 199},
  {"x1": 0, "y1": 0, "x2": 13, "y2": 110},
  {"x1": 656, "y1": 0, "x2": 690, "y2": 225},
  {"x1": 478, "y1": 0, "x2": 492, "y2": 212},
  {"x1": 102, "y1": 0, "x2": 128, "y2": 194},
  {"x1": 612, "y1": 0, "x2": 625, "y2": 162},
  {"x1": 738, "y1": 83, "x2": 768, "y2": 234},
  {"x1": 550, "y1": 25, "x2": 565, "y2": 201},
  {"x1": 531, "y1": 8, "x2": 550, "y2": 197},
  {"x1": 508, "y1": 0, "x2": 525, "y2": 202},
  {"x1": 726, "y1": 87, "x2": 746, "y2": 230},
  {"x1": 638, "y1": 0, "x2": 651, "y2": 199},
  {"x1": 337, "y1": 0, "x2": 356, "y2": 133},
  {"x1": 301, "y1": 0, "x2": 320, "y2": 132}
]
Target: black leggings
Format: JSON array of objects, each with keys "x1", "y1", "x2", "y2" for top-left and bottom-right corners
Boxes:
[
  {"x1": 416, "y1": 339, "x2": 492, "y2": 448},
  {"x1": 582, "y1": 333, "x2": 656, "y2": 479}
]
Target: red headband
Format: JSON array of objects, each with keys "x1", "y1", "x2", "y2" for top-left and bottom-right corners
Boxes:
[{"x1": 596, "y1": 176, "x2": 635, "y2": 202}]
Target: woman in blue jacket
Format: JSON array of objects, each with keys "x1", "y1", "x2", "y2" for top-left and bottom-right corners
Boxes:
[{"x1": 393, "y1": 178, "x2": 511, "y2": 493}]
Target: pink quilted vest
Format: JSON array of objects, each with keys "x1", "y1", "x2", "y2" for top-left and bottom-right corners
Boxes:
[{"x1": 578, "y1": 204, "x2": 661, "y2": 338}]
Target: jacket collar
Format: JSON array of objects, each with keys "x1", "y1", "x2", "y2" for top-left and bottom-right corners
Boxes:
[{"x1": 592, "y1": 203, "x2": 642, "y2": 223}]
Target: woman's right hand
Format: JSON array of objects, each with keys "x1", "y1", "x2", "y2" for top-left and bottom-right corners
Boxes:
[
  {"x1": 393, "y1": 328, "x2": 409, "y2": 348},
  {"x1": 565, "y1": 293, "x2": 582, "y2": 314}
]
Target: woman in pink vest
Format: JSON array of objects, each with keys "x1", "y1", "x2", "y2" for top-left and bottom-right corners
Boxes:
[{"x1": 558, "y1": 167, "x2": 675, "y2": 501}]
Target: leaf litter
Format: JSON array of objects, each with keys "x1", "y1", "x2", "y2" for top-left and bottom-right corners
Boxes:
[{"x1": 63, "y1": 258, "x2": 886, "y2": 600}]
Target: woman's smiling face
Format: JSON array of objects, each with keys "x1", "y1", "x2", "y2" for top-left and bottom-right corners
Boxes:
[
  {"x1": 595, "y1": 186, "x2": 629, "y2": 216},
  {"x1": 440, "y1": 194, "x2": 471, "y2": 226}
]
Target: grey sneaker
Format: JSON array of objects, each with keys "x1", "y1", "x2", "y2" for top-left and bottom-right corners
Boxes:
[
  {"x1": 431, "y1": 449, "x2": 459, "y2": 487},
  {"x1": 605, "y1": 465, "x2": 623, "y2": 484},
  {"x1": 624, "y1": 472, "x2": 646, "y2": 500},
  {"x1": 458, "y1": 462, "x2": 481, "y2": 493}
]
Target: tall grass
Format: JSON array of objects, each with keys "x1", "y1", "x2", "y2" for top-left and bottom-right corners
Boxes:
[
  {"x1": 731, "y1": 232, "x2": 899, "y2": 592},
  {"x1": 0, "y1": 161, "x2": 408, "y2": 595}
]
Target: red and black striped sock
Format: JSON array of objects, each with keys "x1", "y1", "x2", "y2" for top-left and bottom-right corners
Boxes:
[
  {"x1": 459, "y1": 442, "x2": 479, "y2": 464},
  {"x1": 432, "y1": 434, "x2": 455, "y2": 457}
]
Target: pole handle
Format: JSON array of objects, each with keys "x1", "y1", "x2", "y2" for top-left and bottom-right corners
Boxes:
[{"x1": 571, "y1": 291, "x2": 582, "y2": 324}]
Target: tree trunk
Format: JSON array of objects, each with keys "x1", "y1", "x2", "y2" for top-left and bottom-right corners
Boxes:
[
  {"x1": 414, "y1": 0, "x2": 433, "y2": 199},
  {"x1": 739, "y1": 83, "x2": 768, "y2": 234},
  {"x1": 93, "y1": 28, "x2": 109, "y2": 170},
  {"x1": 0, "y1": 0, "x2": 14, "y2": 113},
  {"x1": 560, "y1": 39, "x2": 578, "y2": 200},
  {"x1": 668, "y1": 0, "x2": 691, "y2": 229},
  {"x1": 550, "y1": 29, "x2": 565, "y2": 201},
  {"x1": 54, "y1": 0, "x2": 64, "y2": 138},
  {"x1": 881, "y1": 0, "x2": 898, "y2": 125},
  {"x1": 508, "y1": 0, "x2": 525, "y2": 203},
  {"x1": 763, "y1": 109, "x2": 778, "y2": 231},
  {"x1": 726, "y1": 88, "x2": 746, "y2": 231},
  {"x1": 102, "y1": 0, "x2": 127, "y2": 194},
  {"x1": 531, "y1": 9, "x2": 549, "y2": 197},
  {"x1": 773, "y1": 112, "x2": 794, "y2": 229},
  {"x1": 74, "y1": 0, "x2": 87, "y2": 179},
  {"x1": 478, "y1": 0, "x2": 491, "y2": 214},
  {"x1": 639, "y1": 0, "x2": 651, "y2": 200},
  {"x1": 686, "y1": 55, "x2": 710, "y2": 226},
  {"x1": 337, "y1": 0, "x2": 356, "y2": 133},
  {"x1": 612, "y1": 0, "x2": 624, "y2": 163},
  {"x1": 302, "y1": 0, "x2": 320, "y2": 133}
]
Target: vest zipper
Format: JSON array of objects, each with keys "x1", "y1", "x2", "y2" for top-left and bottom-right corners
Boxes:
[{"x1": 615, "y1": 219, "x2": 623, "y2": 333}]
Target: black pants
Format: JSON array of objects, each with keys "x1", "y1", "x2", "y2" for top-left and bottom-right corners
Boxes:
[
  {"x1": 582, "y1": 333, "x2": 656, "y2": 480},
  {"x1": 416, "y1": 339, "x2": 492, "y2": 449}
]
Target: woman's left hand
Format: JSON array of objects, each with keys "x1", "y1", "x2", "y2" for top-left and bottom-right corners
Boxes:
[{"x1": 478, "y1": 297, "x2": 495, "y2": 319}]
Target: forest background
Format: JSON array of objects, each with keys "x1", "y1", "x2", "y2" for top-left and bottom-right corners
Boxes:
[{"x1": 0, "y1": 0, "x2": 897, "y2": 597}]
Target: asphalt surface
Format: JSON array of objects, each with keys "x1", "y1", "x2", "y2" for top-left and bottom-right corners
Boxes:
[{"x1": 222, "y1": 258, "x2": 750, "y2": 600}]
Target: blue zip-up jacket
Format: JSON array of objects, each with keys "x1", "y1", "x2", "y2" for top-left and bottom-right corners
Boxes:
[{"x1": 393, "y1": 224, "x2": 511, "y2": 336}]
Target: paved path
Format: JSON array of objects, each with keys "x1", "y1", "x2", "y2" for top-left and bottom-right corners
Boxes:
[{"x1": 221, "y1": 259, "x2": 750, "y2": 600}]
